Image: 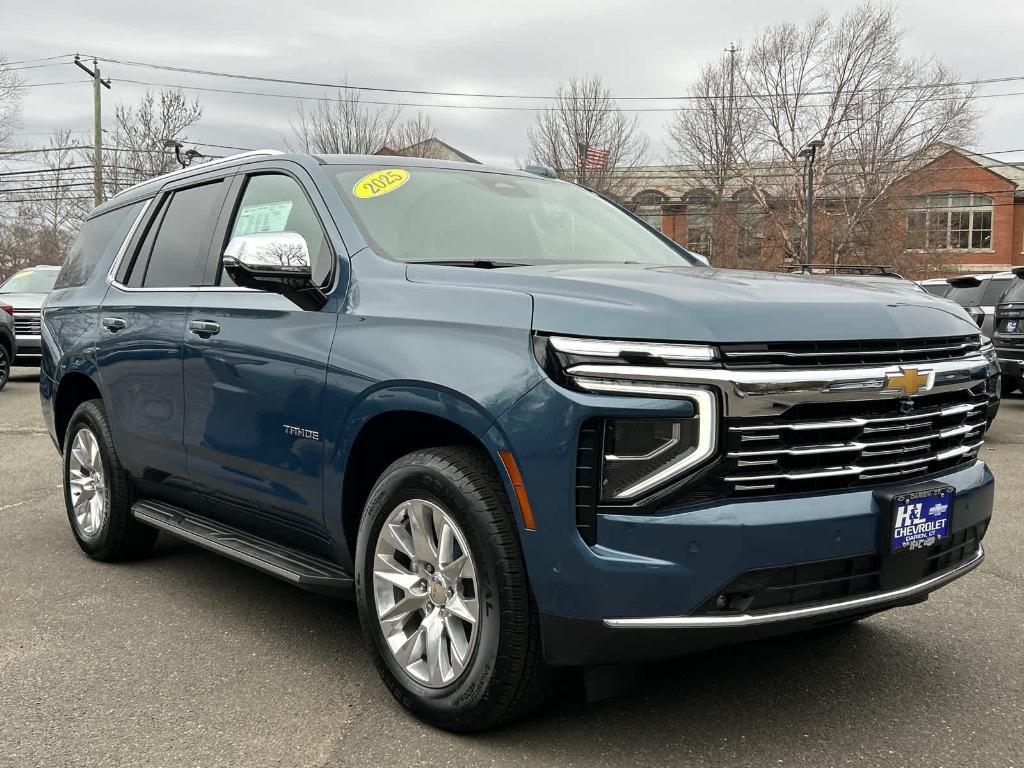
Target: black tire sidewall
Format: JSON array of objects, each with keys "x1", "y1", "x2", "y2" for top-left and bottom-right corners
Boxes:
[
  {"x1": 0, "y1": 344, "x2": 9, "y2": 390},
  {"x1": 356, "y1": 459, "x2": 505, "y2": 725}
]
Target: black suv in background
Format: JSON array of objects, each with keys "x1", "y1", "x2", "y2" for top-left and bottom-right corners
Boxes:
[{"x1": 993, "y1": 267, "x2": 1024, "y2": 396}]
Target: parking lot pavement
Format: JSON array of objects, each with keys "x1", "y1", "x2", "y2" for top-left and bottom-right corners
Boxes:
[{"x1": 0, "y1": 366, "x2": 1021, "y2": 767}]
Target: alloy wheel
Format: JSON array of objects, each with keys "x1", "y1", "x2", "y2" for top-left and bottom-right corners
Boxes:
[
  {"x1": 68, "y1": 427, "x2": 108, "y2": 538},
  {"x1": 372, "y1": 499, "x2": 480, "y2": 688}
]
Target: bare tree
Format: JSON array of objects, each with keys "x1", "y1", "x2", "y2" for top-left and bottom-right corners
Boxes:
[
  {"x1": 96, "y1": 89, "x2": 203, "y2": 195},
  {"x1": 528, "y1": 76, "x2": 648, "y2": 198},
  {"x1": 289, "y1": 87, "x2": 402, "y2": 155},
  {"x1": 0, "y1": 52, "x2": 23, "y2": 150},
  {"x1": 33, "y1": 129, "x2": 87, "y2": 237},
  {"x1": 667, "y1": 4, "x2": 975, "y2": 269},
  {"x1": 386, "y1": 113, "x2": 444, "y2": 157}
]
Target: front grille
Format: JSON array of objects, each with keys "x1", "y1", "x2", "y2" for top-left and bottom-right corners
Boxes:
[
  {"x1": 679, "y1": 385, "x2": 988, "y2": 504},
  {"x1": 13, "y1": 310, "x2": 41, "y2": 335},
  {"x1": 695, "y1": 522, "x2": 985, "y2": 616},
  {"x1": 720, "y1": 335, "x2": 982, "y2": 370}
]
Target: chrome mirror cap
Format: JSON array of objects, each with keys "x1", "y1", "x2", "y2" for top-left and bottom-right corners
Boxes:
[{"x1": 223, "y1": 232, "x2": 311, "y2": 276}]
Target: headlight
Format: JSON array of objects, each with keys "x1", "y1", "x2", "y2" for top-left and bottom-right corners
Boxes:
[{"x1": 601, "y1": 406, "x2": 717, "y2": 501}]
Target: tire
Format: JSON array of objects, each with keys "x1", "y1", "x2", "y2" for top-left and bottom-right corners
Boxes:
[
  {"x1": 355, "y1": 446, "x2": 554, "y2": 732},
  {"x1": 0, "y1": 342, "x2": 9, "y2": 391},
  {"x1": 63, "y1": 399, "x2": 158, "y2": 561}
]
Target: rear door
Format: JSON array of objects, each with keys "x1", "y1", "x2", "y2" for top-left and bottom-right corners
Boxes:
[
  {"x1": 96, "y1": 178, "x2": 230, "y2": 505},
  {"x1": 183, "y1": 165, "x2": 342, "y2": 542}
]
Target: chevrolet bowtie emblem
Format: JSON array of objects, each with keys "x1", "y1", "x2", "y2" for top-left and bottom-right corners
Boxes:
[{"x1": 885, "y1": 367, "x2": 934, "y2": 396}]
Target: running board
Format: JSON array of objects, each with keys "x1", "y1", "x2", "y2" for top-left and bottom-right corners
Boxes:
[{"x1": 131, "y1": 500, "x2": 354, "y2": 598}]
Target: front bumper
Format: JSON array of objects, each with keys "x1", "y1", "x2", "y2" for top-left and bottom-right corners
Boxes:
[
  {"x1": 541, "y1": 545, "x2": 984, "y2": 665},
  {"x1": 496, "y1": 378, "x2": 995, "y2": 667}
]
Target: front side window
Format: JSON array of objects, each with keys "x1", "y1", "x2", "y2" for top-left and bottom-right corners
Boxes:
[
  {"x1": 0, "y1": 268, "x2": 59, "y2": 293},
  {"x1": 330, "y1": 166, "x2": 696, "y2": 267},
  {"x1": 906, "y1": 193, "x2": 993, "y2": 251},
  {"x1": 127, "y1": 180, "x2": 226, "y2": 288},
  {"x1": 220, "y1": 174, "x2": 331, "y2": 286}
]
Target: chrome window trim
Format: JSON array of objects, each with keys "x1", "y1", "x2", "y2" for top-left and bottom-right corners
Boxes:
[{"x1": 604, "y1": 543, "x2": 984, "y2": 629}]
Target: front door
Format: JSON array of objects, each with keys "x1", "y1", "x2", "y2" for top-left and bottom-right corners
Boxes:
[
  {"x1": 183, "y1": 170, "x2": 340, "y2": 541},
  {"x1": 96, "y1": 178, "x2": 230, "y2": 505}
]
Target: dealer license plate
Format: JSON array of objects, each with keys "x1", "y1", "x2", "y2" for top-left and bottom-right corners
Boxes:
[{"x1": 890, "y1": 486, "x2": 953, "y2": 553}]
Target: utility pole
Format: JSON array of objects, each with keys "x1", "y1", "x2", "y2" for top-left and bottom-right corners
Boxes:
[
  {"x1": 723, "y1": 42, "x2": 739, "y2": 197},
  {"x1": 799, "y1": 139, "x2": 824, "y2": 263},
  {"x1": 74, "y1": 55, "x2": 111, "y2": 208}
]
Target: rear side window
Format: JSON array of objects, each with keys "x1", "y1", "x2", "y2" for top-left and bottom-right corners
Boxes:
[
  {"x1": 981, "y1": 277, "x2": 1012, "y2": 305},
  {"x1": 1002, "y1": 279, "x2": 1024, "y2": 303},
  {"x1": 945, "y1": 283, "x2": 984, "y2": 307},
  {"x1": 55, "y1": 202, "x2": 145, "y2": 289},
  {"x1": 126, "y1": 180, "x2": 226, "y2": 288}
]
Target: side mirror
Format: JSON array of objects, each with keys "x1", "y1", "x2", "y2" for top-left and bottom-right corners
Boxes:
[{"x1": 222, "y1": 232, "x2": 326, "y2": 310}]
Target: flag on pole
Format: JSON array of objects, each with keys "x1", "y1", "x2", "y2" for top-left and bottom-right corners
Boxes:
[{"x1": 578, "y1": 144, "x2": 610, "y2": 170}]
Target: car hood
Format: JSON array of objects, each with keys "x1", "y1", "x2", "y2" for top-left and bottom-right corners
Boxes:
[
  {"x1": 0, "y1": 292, "x2": 48, "y2": 311},
  {"x1": 405, "y1": 263, "x2": 979, "y2": 342}
]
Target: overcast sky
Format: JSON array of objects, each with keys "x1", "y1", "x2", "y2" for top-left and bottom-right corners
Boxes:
[{"x1": 6, "y1": 0, "x2": 1024, "y2": 167}]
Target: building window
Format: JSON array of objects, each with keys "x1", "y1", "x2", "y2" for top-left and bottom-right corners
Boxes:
[
  {"x1": 633, "y1": 190, "x2": 667, "y2": 231},
  {"x1": 906, "y1": 193, "x2": 993, "y2": 251},
  {"x1": 735, "y1": 194, "x2": 764, "y2": 262},
  {"x1": 685, "y1": 190, "x2": 714, "y2": 257}
]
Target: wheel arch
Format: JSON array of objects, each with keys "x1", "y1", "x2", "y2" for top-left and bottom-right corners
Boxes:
[
  {"x1": 53, "y1": 369, "x2": 104, "y2": 450},
  {"x1": 334, "y1": 384, "x2": 520, "y2": 561}
]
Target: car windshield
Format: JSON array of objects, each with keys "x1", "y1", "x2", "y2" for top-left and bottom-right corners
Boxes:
[
  {"x1": 0, "y1": 268, "x2": 58, "y2": 294},
  {"x1": 330, "y1": 165, "x2": 694, "y2": 267}
]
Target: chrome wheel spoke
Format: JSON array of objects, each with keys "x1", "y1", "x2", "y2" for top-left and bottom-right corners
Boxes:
[
  {"x1": 67, "y1": 427, "x2": 106, "y2": 538},
  {"x1": 372, "y1": 497, "x2": 480, "y2": 689}
]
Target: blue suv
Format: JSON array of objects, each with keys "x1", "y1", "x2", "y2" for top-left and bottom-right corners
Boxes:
[{"x1": 40, "y1": 151, "x2": 997, "y2": 731}]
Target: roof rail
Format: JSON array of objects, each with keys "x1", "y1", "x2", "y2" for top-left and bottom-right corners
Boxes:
[
  {"x1": 110, "y1": 149, "x2": 285, "y2": 200},
  {"x1": 784, "y1": 263, "x2": 902, "y2": 278}
]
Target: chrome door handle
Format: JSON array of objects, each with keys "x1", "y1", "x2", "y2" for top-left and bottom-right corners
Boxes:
[
  {"x1": 101, "y1": 317, "x2": 126, "y2": 332},
  {"x1": 187, "y1": 320, "x2": 220, "y2": 337}
]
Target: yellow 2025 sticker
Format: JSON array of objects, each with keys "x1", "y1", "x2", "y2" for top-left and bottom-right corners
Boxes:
[{"x1": 352, "y1": 168, "x2": 410, "y2": 199}]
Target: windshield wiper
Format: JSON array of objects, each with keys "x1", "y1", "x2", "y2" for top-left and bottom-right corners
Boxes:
[{"x1": 411, "y1": 260, "x2": 528, "y2": 269}]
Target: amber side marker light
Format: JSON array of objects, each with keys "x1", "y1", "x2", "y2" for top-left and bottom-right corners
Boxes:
[{"x1": 498, "y1": 450, "x2": 536, "y2": 531}]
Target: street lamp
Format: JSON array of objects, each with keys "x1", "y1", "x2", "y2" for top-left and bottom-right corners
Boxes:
[{"x1": 798, "y1": 138, "x2": 825, "y2": 263}]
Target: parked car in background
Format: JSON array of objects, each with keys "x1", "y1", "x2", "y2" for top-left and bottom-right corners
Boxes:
[
  {"x1": 0, "y1": 266, "x2": 61, "y2": 366},
  {"x1": 945, "y1": 272, "x2": 1015, "y2": 338},
  {"x1": 919, "y1": 278, "x2": 953, "y2": 297},
  {"x1": 0, "y1": 302, "x2": 16, "y2": 390},
  {"x1": 992, "y1": 267, "x2": 1024, "y2": 396},
  {"x1": 40, "y1": 152, "x2": 999, "y2": 731}
]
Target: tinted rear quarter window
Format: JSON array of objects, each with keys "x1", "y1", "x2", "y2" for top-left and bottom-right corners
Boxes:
[
  {"x1": 981, "y1": 277, "x2": 1012, "y2": 305},
  {"x1": 945, "y1": 282, "x2": 985, "y2": 307},
  {"x1": 1002, "y1": 278, "x2": 1024, "y2": 303},
  {"x1": 55, "y1": 202, "x2": 145, "y2": 289},
  {"x1": 127, "y1": 180, "x2": 226, "y2": 288}
]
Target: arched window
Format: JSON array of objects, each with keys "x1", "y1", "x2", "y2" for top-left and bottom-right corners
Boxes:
[
  {"x1": 633, "y1": 189, "x2": 667, "y2": 231},
  {"x1": 684, "y1": 189, "x2": 715, "y2": 257},
  {"x1": 906, "y1": 192, "x2": 993, "y2": 251}
]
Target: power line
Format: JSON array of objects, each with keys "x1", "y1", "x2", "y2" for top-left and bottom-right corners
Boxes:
[{"x1": 81, "y1": 53, "x2": 1024, "y2": 102}]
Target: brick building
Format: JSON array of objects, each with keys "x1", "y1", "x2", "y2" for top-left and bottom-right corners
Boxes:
[{"x1": 620, "y1": 148, "x2": 1024, "y2": 274}]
